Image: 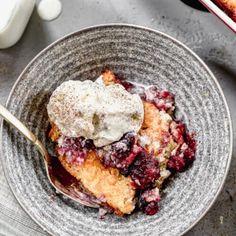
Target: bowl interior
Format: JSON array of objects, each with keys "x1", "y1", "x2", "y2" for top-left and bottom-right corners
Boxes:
[{"x1": 1, "y1": 25, "x2": 232, "y2": 236}]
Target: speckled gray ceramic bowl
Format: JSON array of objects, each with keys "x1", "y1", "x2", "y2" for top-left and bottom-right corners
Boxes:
[{"x1": 1, "y1": 24, "x2": 233, "y2": 236}]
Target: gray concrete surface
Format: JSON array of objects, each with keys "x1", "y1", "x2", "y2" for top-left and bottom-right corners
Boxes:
[{"x1": 0, "y1": 0, "x2": 235, "y2": 235}]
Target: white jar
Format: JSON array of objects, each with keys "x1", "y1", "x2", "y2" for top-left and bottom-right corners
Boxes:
[{"x1": 0, "y1": 0, "x2": 35, "y2": 49}]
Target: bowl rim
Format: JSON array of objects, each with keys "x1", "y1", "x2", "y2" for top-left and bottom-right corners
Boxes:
[{"x1": 0, "y1": 23, "x2": 233, "y2": 236}]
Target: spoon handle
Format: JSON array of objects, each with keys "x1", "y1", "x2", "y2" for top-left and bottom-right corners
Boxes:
[
  {"x1": 0, "y1": 104, "x2": 37, "y2": 143},
  {"x1": 0, "y1": 104, "x2": 49, "y2": 160}
]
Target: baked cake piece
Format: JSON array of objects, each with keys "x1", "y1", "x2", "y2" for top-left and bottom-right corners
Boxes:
[
  {"x1": 49, "y1": 123, "x2": 135, "y2": 215},
  {"x1": 59, "y1": 151, "x2": 135, "y2": 215}
]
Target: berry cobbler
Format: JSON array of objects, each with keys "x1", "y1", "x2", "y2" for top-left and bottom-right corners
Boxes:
[{"x1": 47, "y1": 69, "x2": 196, "y2": 216}]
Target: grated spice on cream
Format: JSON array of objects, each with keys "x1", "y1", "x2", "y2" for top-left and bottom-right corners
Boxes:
[{"x1": 47, "y1": 78, "x2": 144, "y2": 147}]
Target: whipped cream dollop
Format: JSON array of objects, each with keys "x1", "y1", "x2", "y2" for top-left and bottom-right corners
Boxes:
[{"x1": 47, "y1": 78, "x2": 144, "y2": 147}]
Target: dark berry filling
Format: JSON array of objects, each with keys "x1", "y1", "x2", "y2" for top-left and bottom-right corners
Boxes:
[
  {"x1": 101, "y1": 132, "x2": 142, "y2": 174},
  {"x1": 119, "y1": 81, "x2": 175, "y2": 113},
  {"x1": 100, "y1": 133, "x2": 160, "y2": 189},
  {"x1": 143, "y1": 201, "x2": 159, "y2": 215},
  {"x1": 57, "y1": 137, "x2": 95, "y2": 164},
  {"x1": 138, "y1": 187, "x2": 160, "y2": 215},
  {"x1": 170, "y1": 121, "x2": 185, "y2": 144},
  {"x1": 184, "y1": 133, "x2": 196, "y2": 162},
  {"x1": 129, "y1": 151, "x2": 160, "y2": 189},
  {"x1": 167, "y1": 155, "x2": 186, "y2": 172},
  {"x1": 100, "y1": 132, "x2": 161, "y2": 215},
  {"x1": 142, "y1": 86, "x2": 175, "y2": 112},
  {"x1": 119, "y1": 80, "x2": 134, "y2": 92},
  {"x1": 167, "y1": 122, "x2": 196, "y2": 172}
]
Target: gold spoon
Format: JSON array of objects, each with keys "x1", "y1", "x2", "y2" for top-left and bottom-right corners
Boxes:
[{"x1": 0, "y1": 104, "x2": 99, "y2": 208}]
